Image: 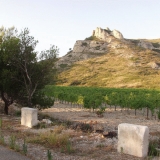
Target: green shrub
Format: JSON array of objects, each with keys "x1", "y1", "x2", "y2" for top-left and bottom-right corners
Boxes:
[
  {"x1": 83, "y1": 93, "x2": 103, "y2": 111},
  {"x1": 61, "y1": 141, "x2": 74, "y2": 154},
  {"x1": 15, "y1": 144, "x2": 20, "y2": 152},
  {"x1": 0, "y1": 132, "x2": 5, "y2": 145},
  {"x1": 22, "y1": 138, "x2": 28, "y2": 155},
  {"x1": 95, "y1": 46, "x2": 100, "y2": 50},
  {"x1": 72, "y1": 122, "x2": 93, "y2": 133},
  {"x1": 15, "y1": 110, "x2": 21, "y2": 117},
  {"x1": 9, "y1": 135, "x2": 16, "y2": 149},
  {"x1": 157, "y1": 110, "x2": 160, "y2": 120},
  {"x1": 85, "y1": 36, "x2": 100, "y2": 41},
  {"x1": 32, "y1": 91, "x2": 54, "y2": 110},
  {"x1": 33, "y1": 122, "x2": 47, "y2": 129},
  {"x1": 70, "y1": 80, "x2": 81, "y2": 86},
  {"x1": 148, "y1": 140, "x2": 160, "y2": 157},
  {"x1": 59, "y1": 64, "x2": 68, "y2": 68},
  {"x1": 81, "y1": 42, "x2": 88, "y2": 47},
  {"x1": 96, "y1": 106, "x2": 106, "y2": 117},
  {"x1": 47, "y1": 150, "x2": 53, "y2": 160}
]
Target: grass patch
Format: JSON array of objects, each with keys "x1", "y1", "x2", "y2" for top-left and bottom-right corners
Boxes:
[
  {"x1": 85, "y1": 36, "x2": 100, "y2": 41},
  {"x1": 59, "y1": 64, "x2": 68, "y2": 68},
  {"x1": 148, "y1": 139, "x2": 160, "y2": 157},
  {"x1": 28, "y1": 131, "x2": 70, "y2": 148},
  {"x1": 0, "y1": 132, "x2": 5, "y2": 145},
  {"x1": 33, "y1": 122, "x2": 47, "y2": 129},
  {"x1": 61, "y1": 141, "x2": 75, "y2": 154},
  {"x1": 53, "y1": 125, "x2": 65, "y2": 134},
  {"x1": 47, "y1": 150, "x2": 53, "y2": 160},
  {"x1": 56, "y1": 41, "x2": 160, "y2": 89},
  {"x1": 9, "y1": 135, "x2": 16, "y2": 149}
]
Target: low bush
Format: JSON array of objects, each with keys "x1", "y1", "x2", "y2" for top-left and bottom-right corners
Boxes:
[
  {"x1": 85, "y1": 36, "x2": 100, "y2": 41},
  {"x1": 28, "y1": 131, "x2": 70, "y2": 148},
  {"x1": 148, "y1": 139, "x2": 160, "y2": 157}
]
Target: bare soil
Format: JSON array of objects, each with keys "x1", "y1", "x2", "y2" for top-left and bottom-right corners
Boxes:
[{"x1": 1, "y1": 101, "x2": 160, "y2": 160}]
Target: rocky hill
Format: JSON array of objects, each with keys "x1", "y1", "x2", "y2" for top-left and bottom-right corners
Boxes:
[{"x1": 55, "y1": 27, "x2": 160, "y2": 88}]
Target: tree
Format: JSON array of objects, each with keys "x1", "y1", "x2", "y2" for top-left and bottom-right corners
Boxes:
[
  {"x1": 0, "y1": 27, "x2": 59, "y2": 114},
  {"x1": 0, "y1": 27, "x2": 22, "y2": 114}
]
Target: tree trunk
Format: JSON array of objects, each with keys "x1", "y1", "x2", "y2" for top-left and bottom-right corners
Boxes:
[
  {"x1": 28, "y1": 98, "x2": 31, "y2": 107},
  {"x1": 1, "y1": 90, "x2": 13, "y2": 115},
  {"x1": 147, "y1": 107, "x2": 149, "y2": 119},
  {"x1": 4, "y1": 102, "x2": 9, "y2": 115},
  {"x1": 28, "y1": 94, "x2": 32, "y2": 107}
]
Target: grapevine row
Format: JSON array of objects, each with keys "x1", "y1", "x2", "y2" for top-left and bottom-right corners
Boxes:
[{"x1": 43, "y1": 85, "x2": 160, "y2": 118}]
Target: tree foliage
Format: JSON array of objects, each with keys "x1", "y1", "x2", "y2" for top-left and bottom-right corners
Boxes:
[{"x1": 0, "y1": 27, "x2": 58, "y2": 114}]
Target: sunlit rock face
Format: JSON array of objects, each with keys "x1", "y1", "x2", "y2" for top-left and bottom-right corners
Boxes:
[
  {"x1": 111, "y1": 29, "x2": 124, "y2": 39},
  {"x1": 92, "y1": 27, "x2": 124, "y2": 41},
  {"x1": 55, "y1": 40, "x2": 108, "y2": 68}
]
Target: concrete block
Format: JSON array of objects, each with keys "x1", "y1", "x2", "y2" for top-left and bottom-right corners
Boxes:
[
  {"x1": 21, "y1": 107, "x2": 38, "y2": 128},
  {"x1": 117, "y1": 123, "x2": 149, "y2": 157}
]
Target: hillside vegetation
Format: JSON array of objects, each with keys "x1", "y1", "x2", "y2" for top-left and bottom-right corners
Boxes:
[
  {"x1": 56, "y1": 42, "x2": 160, "y2": 89},
  {"x1": 55, "y1": 27, "x2": 160, "y2": 89}
]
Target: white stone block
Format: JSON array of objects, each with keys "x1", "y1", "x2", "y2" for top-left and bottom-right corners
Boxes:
[
  {"x1": 117, "y1": 123, "x2": 149, "y2": 158},
  {"x1": 21, "y1": 107, "x2": 38, "y2": 128}
]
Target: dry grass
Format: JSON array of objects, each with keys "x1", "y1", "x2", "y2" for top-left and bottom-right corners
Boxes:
[
  {"x1": 53, "y1": 125, "x2": 66, "y2": 134},
  {"x1": 56, "y1": 47, "x2": 160, "y2": 88},
  {"x1": 27, "y1": 131, "x2": 70, "y2": 148}
]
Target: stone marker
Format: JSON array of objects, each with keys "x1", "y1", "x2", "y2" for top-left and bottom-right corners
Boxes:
[
  {"x1": 117, "y1": 123, "x2": 149, "y2": 158},
  {"x1": 21, "y1": 107, "x2": 38, "y2": 128}
]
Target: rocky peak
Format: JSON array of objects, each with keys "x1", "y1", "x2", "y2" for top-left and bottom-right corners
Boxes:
[
  {"x1": 56, "y1": 26, "x2": 160, "y2": 70},
  {"x1": 92, "y1": 27, "x2": 124, "y2": 41}
]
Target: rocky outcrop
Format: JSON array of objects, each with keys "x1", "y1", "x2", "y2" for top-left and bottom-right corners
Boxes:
[
  {"x1": 111, "y1": 29, "x2": 123, "y2": 39},
  {"x1": 55, "y1": 27, "x2": 160, "y2": 70},
  {"x1": 92, "y1": 27, "x2": 123, "y2": 42},
  {"x1": 138, "y1": 40, "x2": 154, "y2": 50},
  {"x1": 73, "y1": 40, "x2": 108, "y2": 54},
  {"x1": 55, "y1": 40, "x2": 108, "y2": 69}
]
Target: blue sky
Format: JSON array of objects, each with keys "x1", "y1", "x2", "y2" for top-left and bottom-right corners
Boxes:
[{"x1": 0, "y1": 0, "x2": 160, "y2": 57}]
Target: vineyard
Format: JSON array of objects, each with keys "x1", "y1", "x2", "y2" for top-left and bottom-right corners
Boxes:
[{"x1": 43, "y1": 85, "x2": 160, "y2": 119}]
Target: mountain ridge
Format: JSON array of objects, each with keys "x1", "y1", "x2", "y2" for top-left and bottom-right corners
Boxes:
[{"x1": 55, "y1": 27, "x2": 160, "y2": 89}]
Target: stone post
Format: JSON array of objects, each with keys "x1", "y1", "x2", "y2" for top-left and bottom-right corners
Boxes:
[
  {"x1": 117, "y1": 123, "x2": 149, "y2": 157},
  {"x1": 21, "y1": 107, "x2": 38, "y2": 128}
]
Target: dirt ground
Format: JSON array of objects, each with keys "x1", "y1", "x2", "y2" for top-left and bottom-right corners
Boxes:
[{"x1": 1, "y1": 101, "x2": 160, "y2": 160}]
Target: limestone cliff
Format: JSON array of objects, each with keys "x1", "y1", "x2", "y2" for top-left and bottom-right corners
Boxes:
[
  {"x1": 55, "y1": 40, "x2": 108, "y2": 69},
  {"x1": 55, "y1": 27, "x2": 160, "y2": 70},
  {"x1": 92, "y1": 27, "x2": 123, "y2": 41}
]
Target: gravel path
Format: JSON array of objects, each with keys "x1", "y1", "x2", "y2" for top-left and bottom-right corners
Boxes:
[{"x1": 0, "y1": 145, "x2": 31, "y2": 160}]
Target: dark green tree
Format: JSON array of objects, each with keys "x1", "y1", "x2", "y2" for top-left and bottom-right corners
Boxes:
[
  {"x1": 0, "y1": 27, "x2": 21, "y2": 114},
  {"x1": 0, "y1": 27, "x2": 58, "y2": 114}
]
